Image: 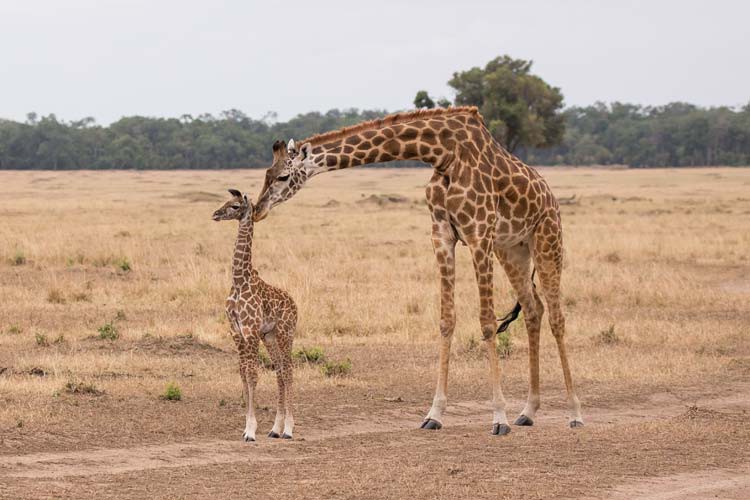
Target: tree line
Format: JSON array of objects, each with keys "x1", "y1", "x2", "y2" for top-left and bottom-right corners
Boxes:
[
  {"x1": 2, "y1": 52, "x2": 748, "y2": 169},
  {"x1": 0, "y1": 109, "x2": 389, "y2": 170},
  {"x1": 3, "y1": 103, "x2": 749, "y2": 170},
  {"x1": 527, "y1": 102, "x2": 750, "y2": 167}
]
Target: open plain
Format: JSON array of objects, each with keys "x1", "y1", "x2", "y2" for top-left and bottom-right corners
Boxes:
[{"x1": 1, "y1": 167, "x2": 749, "y2": 499}]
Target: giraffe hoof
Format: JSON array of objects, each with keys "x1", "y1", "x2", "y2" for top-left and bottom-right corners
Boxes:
[
  {"x1": 491, "y1": 423, "x2": 511, "y2": 436},
  {"x1": 280, "y1": 433, "x2": 293, "y2": 440},
  {"x1": 514, "y1": 415, "x2": 534, "y2": 426},
  {"x1": 569, "y1": 420, "x2": 584, "y2": 428},
  {"x1": 268, "y1": 431, "x2": 280, "y2": 439},
  {"x1": 243, "y1": 435, "x2": 256, "y2": 442},
  {"x1": 420, "y1": 418, "x2": 442, "y2": 430}
]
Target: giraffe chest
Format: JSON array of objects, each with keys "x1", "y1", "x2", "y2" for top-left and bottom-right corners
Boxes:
[{"x1": 226, "y1": 288, "x2": 276, "y2": 336}]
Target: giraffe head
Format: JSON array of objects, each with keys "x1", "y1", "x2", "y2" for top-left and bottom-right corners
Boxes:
[
  {"x1": 254, "y1": 139, "x2": 312, "y2": 222},
  {"x1": 212, "y1": 189, "x2": 253, "y2": 222}
]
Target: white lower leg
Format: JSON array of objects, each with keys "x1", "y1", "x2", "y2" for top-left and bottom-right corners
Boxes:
[
  {"x1": 426, "y1": 390, "x2": 448, "y2": 422},
  {"x1": 569, "y1": 394, "x2": 583, "y2": 425},
  {"x1": 492, "y1": 396, "x2": 509, "y2": 426},
  {"x1": 283, "y1": 411, "x2": 294, "y2": 437},
  {"x1": 486, "y1": 337, "x2": 509, "y2": 426},
  {"x1": 271, "y1": 408, "x2": 284, "y2": 435},
  {"x1": 243, "y1": 383, "x2": 257, "y2": 441},
  {"x1": 425, "y1": 335, "x2": 451, "y2": 423},
  {"x1": 520, "y1": 393, "x2": 540, "y2": 420}
]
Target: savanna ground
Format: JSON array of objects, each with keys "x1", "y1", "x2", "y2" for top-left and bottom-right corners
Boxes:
[{"x1": 0, "y1": 167, "x2": 749, "y2": 499}]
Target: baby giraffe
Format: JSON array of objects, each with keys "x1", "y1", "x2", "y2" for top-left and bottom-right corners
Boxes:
[{"x1": 213, "y1": 189, "x2": 297, "y2": 441}]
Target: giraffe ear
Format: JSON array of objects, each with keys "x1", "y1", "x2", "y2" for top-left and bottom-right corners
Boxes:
[
  {"x1": 287, "y1": 139, "x2": 296, "y2": 154},
  {"x1": 300, "y1": 142, "x2": 312, "y2": 160},
  {"x1": 228, "y1": 188, "x2": 242, "y2": 198}
]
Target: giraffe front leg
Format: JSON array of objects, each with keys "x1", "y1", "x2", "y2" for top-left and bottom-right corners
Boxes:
[
  {"x1": 471, "y1": 238, "x2": 510, "y2": 436},
  {"x1": 263, "y1": 330, "x2": 288, "y2": 439},
  {"x1": 241, "y1": 331, "x2": 261, "y2": 442},
  {"x1": 280, "y1": 326, "x2": 295, "y2": 439},
  {"x1": 421, "y1": 218, "x2": 457, "y2": 430}
]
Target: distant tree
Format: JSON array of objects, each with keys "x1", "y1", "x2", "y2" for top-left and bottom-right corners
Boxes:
[
  {"x1": 448, "y1": 55, "x2": 565, "y2": 153},
  {"x1": 436, "y1": 98, "x2": 452, "y2": 108},
  {"x1": 413, "y1": 90, "x2": 435, "y2": 109}
]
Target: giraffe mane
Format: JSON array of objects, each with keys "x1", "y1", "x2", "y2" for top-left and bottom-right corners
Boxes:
[{"x1": 301, "y1": 106, "x2": 483, "y2": 146}]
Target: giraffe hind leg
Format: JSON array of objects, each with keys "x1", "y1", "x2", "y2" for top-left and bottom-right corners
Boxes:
[
  {"x1": 533, "y1": 218, "x2": 584, "y2": 428},
  {"x1": 495, "y1": 244, "x2": 544, "y2": 426},
  {"x1": 262, "y1": 329, "x2": 288, "y2": 438}
]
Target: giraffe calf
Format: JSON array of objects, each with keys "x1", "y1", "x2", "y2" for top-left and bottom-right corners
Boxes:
[{"x1": 213, "y1": 189, "x2": 297, "y2": 441}]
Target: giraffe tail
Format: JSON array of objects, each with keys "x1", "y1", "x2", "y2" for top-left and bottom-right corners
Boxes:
[{"x1": 496, "y1": 269, "x2": 537, "y2": 334}]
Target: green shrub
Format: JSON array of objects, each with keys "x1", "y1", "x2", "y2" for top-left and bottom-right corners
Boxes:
[
  {"x1": 116, "y1": 257, "x2": 131, "y2": 272},
  {"x1": 258, "y1": 346, "x2": 273, "y2": 369},
  {"x1": 293, "y1": 346, "x2": 326, "y2": 364},
  {"x1": 10, "y1": 250, "x2": 26, "y2": 266},
  {"x1": 35, "y1": 332, "x2": 48, "y2": 347},
  {"x1": 98, "y1": 322, "x2": 119, "y2": 340},
  {"x1": 321, "y1": 358, "x2": 352, "y2": 378},
  {"x1": 7, "y1": 325, "x2": 21, "y2": 335},
  {"x1": 162, "y1": 382, "x2": 182, "y2": 401},
  {"x1": 496, "y1": 331, "x2": 513, "y2": 358}
]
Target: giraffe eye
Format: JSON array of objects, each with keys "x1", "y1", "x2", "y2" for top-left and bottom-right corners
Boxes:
[
  {"x1": 277, "y1": 174, "x2": 290, "y2": 182},
  {"x1": 231, "y1": 205, "x2": 240, "y2": 209}
]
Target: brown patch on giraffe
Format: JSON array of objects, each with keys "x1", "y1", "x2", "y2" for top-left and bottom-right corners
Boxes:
[
  {"x1": 399, "y1": 128, "x2": 419, "y2": 142},
  {"x1": 421, "y1": 129, "x2": 438, "y2": 145},
  {"x1": 403, "y1": 143, "x2": 419, "y2": 159}
]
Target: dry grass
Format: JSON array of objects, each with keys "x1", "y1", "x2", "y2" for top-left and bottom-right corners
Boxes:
[{"x1": 0, "y1": 167, "x2": 748, "y2": 444}]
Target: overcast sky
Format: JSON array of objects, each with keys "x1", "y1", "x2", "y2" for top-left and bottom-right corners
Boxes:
[{"x1": 1, "y1": 0, "x2": 747, "y2": 125}]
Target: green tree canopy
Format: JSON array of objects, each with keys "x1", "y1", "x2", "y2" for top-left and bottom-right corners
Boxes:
[
  {"x1": 448, "y1": 55, "x2": 565, "y2": 153},
  {"x1": 413, "y1": 90, "x2": 435, "y2": 109}
]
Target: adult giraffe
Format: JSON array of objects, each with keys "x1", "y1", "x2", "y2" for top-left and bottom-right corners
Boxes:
[{"x1": 255, "y1": 107, "x2": 583, "y2": 434}]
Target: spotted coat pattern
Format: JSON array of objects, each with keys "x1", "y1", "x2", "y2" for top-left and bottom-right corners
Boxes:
[
  {"x1": 213, "y1": 191, "x2": 297, "y2": 440},
  {"x1": 255, "y1": 107, "x2": 583, "y2": 431}
]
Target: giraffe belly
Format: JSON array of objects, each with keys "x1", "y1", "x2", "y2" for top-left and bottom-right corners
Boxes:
[
  {"x1": 493, "y1": 215, "x2": 534, "y2": 249},
  {"x1": 260, "y1": 321, "x2": 276, "y2": 335}
]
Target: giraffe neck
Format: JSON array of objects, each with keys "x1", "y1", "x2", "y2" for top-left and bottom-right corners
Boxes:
[
  {"x1": 304, "y1": 110, "x2": 505, "y2": 175},
  {"x1": 232, "y1": 211, "x2": 254, "y2": 289}
]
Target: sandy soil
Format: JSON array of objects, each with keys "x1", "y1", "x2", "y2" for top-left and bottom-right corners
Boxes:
[{"x1": 1, "y1": 378, "x2": 747, "y2": 499}]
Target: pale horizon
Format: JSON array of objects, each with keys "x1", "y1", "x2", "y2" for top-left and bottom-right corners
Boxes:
[{"x1": 1, "y1": 0, "x2": 748, "y2": 125}]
